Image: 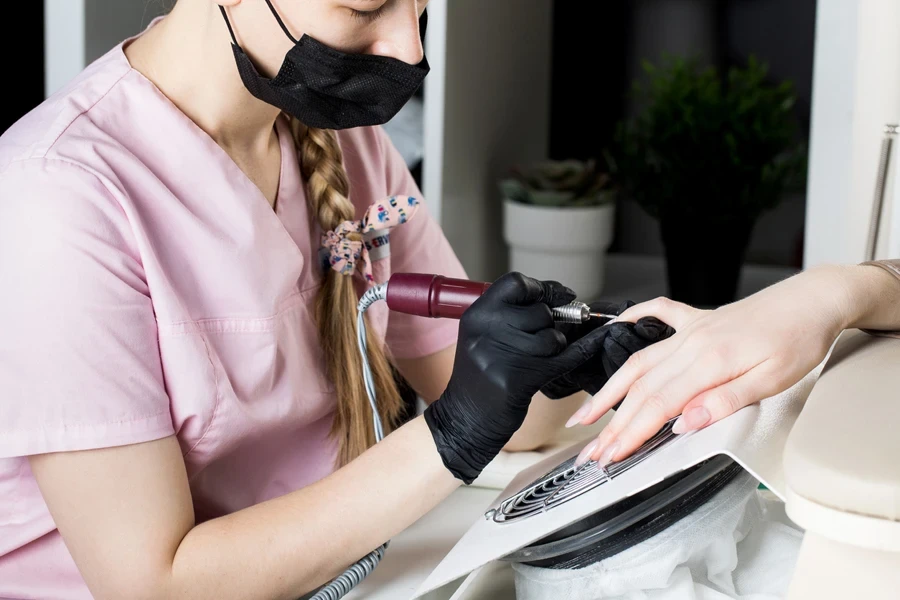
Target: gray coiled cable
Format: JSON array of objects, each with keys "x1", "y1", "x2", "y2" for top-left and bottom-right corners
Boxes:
[
  {"x1": 308, "y1": 284, "x2": 596, "y2": 598},
  {"x1": 307, "y1": 283, "x2": 390, "y2": 600}
]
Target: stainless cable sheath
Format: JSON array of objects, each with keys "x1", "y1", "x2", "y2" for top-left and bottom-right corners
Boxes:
[
  {"x1": 308, "y1": 283, "x2": 389, "y2": 600},
  {"x1": 867, "y1": 124, "x2": 897, "y2": 260}
]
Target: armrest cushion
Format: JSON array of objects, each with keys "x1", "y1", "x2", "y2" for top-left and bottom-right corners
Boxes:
[{"x1": 784, "y1": 329, "x2": 900, "y2": 522}]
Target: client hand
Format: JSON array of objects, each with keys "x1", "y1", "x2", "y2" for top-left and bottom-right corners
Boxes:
[
  {"x1": 570, "y1": 266, "x2": 857, "y2": 467},
  {"x1": 541, "y1": 300, "x2": 675, "y2": 401},
  {"x1": 425, "y1": 272, "x2": 608, "y2": 484}
]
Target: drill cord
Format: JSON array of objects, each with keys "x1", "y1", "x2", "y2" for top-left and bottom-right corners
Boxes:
[{"x1": 308, "y1": 283, "x2": 390, "y2": 600}]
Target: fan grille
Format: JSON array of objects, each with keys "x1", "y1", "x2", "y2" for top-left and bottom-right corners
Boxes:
[{"x1": 487, "y1": 418, "x2": 680, "y2": 523}]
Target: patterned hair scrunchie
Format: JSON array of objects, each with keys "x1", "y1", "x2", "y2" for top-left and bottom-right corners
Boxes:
[{"x1": 322, "y1": 195, "x2": 420, "y2": 283}]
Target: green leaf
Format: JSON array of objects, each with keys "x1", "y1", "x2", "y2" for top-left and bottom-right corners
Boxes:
[{"x1": 610, "y1": 53, "x2": 806, "y2": 219}]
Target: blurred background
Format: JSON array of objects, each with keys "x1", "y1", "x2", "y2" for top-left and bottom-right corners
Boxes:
[{"x1": 6, "y1": 0, "x2": 898, "y2": 309}]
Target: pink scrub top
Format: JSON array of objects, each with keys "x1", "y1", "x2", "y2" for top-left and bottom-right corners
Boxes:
[{"x1": 0, "y1": 32, "x2": 465, "y2": 600}]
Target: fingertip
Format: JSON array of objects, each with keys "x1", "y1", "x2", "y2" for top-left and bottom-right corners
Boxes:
[
  {"x1": 579, "y1": 393, "x2": 605, "y2": 424},
  {"x1": 614, "y1": 305, "x2": 643, "y2": 323},
  {"x1": 607, "y1": 405, "x2": 679, "y2": 463},
  {"x1": 587, "y1": 426, "x2": 620, "y2": 463},
  {"x1": 566, "y1": 397, "x2": 593, "y2": 428},
  {"x1": 575, "y1": 436, "x2": 602, "y2": 467},
  {"x1": 577, "y1": 405, "x2": 604, "y2": 427},
  {"x1": 616, "y1": 296, "x2": 685, "y2": 326},
  {"x1": 691, "y1": 387, "x2": 739, "y2": 426},
  {"x1": 672, "y1": 405, "x2": 711, "y2": 434},
  {"x1": 619, "y1": 299, "x2": 636, "y2": 313},
  {"x1": 596, "y1": 430, "x2": 650, "y2": 467},
  {"x1": 615, "y1": 304, "x2": 647, "y2": 323},
  {"x1": 495, "y1": 271, "x2": 544, "y2": 306},
  {"x1": 582, "y1": 386, "x2": 623, "y2": 426},
  {"x1": 552, "y1": 326, "x2": 567, "y2": 343},
  {"x1": 596, "y1": 440, "x2": 621, "y2": 467},
  {"x1": 541, "y1": 280, "x2": 576, "y2": 307},
  {"x1": 550, "y1": 328, "x2": 568, "y2": 351}
]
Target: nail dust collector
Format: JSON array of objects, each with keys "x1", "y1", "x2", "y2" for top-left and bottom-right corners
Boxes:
[{"x1": 412, "y1": 368, "x2": 819, "y2": 598}]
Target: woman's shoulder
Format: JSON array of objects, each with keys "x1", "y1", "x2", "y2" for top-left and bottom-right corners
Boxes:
[
  {"x1": 0, "y1": 155, "x2": 129, "y2": 248},
  {"x1": 0, "y1": 48, "x2": 134, "y2": 173},
  {"x1": 0, "y1": 48, "x2": 144, "y2": 260},
  {"x1": 0, "y1": 157, "x2": 136, "y2": 267}
]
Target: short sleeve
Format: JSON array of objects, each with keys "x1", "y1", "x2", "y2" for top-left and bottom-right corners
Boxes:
[
  {"x1": 0, "y1": 159, "x2": 174, "y2": 457},
  {"x1": 376, "y1": 128, "x2": 468, "y2": 359}
]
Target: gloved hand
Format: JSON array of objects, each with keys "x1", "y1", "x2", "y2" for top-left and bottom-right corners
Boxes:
[
  {"x1": 424, "y1": 272, "x2": 609, "y2": 484},
  {"x1": 540, "y1": 300, "x2": 676, "y2": 404}
]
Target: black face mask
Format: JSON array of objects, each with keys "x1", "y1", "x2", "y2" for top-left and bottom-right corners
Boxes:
[{"x1": 219, "y1": 1, "x2": 430, "y2": 130}]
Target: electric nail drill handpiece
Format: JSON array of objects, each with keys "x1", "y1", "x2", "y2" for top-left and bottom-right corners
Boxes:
[{"x1": 383, "y1": 273, "x2": 615, "y2": 323}]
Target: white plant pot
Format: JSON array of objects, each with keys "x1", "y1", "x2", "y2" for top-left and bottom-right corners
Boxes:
[{"x1": 503, "y1": 199, "x2": 616, "y2": 301}]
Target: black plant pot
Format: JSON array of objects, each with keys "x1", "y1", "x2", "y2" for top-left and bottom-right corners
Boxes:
[{"x1": 659, "y1": 214, "x2": 755, "y2": 308}]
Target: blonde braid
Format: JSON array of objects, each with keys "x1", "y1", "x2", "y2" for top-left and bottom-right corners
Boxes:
[{"x1": 290, "y1": 119, "x2": 405, "y2": 467}]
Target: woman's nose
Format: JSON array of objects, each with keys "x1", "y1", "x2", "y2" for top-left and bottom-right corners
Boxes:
[{"x1": 368, "y1": 10, "x2": 425, "y2": 65}]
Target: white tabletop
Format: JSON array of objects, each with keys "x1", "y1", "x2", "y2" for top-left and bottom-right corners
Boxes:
[
  {"x1": 343, "y1": 485, "x2": 500, "y2": 600},
  {"x1": 342, "y1": 418, "x2": 611, "y2": 599}
]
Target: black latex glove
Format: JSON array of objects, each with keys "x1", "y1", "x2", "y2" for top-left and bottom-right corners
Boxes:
[
  {"x1": 540, "y1": 300, "x2": 676, "y2": 404},
  {"x1": 424, "y1": 272, "x2": 609, "y2": 484}
]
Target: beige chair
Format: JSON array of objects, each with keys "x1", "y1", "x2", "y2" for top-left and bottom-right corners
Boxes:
[{"x1": 783, "y1": 329, "x2": 900, "y2": 598}]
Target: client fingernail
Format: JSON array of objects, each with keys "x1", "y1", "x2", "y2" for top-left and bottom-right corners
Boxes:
[
  {"x1": 565, "y1": 400, "x2": 592, "y2": 428},
  {"x1": 597, "y1": 441, "x2": 620, "y2": 468},
  {"x1": 672, "y1": 407, "x2": 711, "y2": 434},
  {"x1": 575, "y1": 438, "x2": 601, "y2": 467}
]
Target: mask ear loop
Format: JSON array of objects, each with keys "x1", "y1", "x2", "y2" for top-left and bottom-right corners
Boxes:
[
  {"x1": 218, "y1": 5, "x2": 240, "y2": 46},
  {"x1": 218, "y1": 2, "x2": 297, "y2": 46},
  {"x1": 263, "y1": 0, "x2": 299, "y2": 44}
]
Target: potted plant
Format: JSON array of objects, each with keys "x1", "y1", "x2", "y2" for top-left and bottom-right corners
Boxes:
[
  {"x1": 614, "y1": 54, "x2": 807, "y2": 307},
  {"x1": 500, "y1": 157, "x2": 617, "y2": 300}
]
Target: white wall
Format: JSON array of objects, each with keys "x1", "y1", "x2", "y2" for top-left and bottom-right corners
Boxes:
[
  {"x1": 849, "y1": 0, "x2": 900, "y2": 262},
  {"x1": 422, "y1": 0, "x2": 448, "y2": 227},
  {"x1": 85, "y1": 0, "x2": 163, "y2": 65},
  {"x1": 804, "y1": 0, "x2": 900, "y2": 267},
  {"x1": 45, "y1": 0, "x2": 86, "y2": 96},
  {"x1": 44, "y1": 0, "x2": 164, "y2": 97},
  {"x1": 431, "y1": 0, "x2": 554, "y2": 281}
]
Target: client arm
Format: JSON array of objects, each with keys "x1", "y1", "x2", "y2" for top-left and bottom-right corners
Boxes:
[{"x1": 573, "y1": 261, "x2": 900, "y2": 466}]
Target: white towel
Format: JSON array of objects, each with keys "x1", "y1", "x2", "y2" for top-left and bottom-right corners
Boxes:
[{"x1": 511, "y1": 470, "x2": 803, "y2": 600}]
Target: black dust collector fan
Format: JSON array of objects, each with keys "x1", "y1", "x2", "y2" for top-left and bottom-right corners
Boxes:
[{"x1": 491, "y1": 419, "x2": 745, "y2": 569}]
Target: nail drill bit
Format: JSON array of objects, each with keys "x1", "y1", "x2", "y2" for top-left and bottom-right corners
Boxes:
[
  {"x1": 551, "y1": 302, "x2": 618, "y2": 324},
  {"x1": 590, "y1": 312, "x2": 617, "y2": 321}
]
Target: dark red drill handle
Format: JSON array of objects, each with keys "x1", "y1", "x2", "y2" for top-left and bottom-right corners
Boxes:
[{"x1": 385, "y1": 273, "x2": 491, "y2": 319}]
